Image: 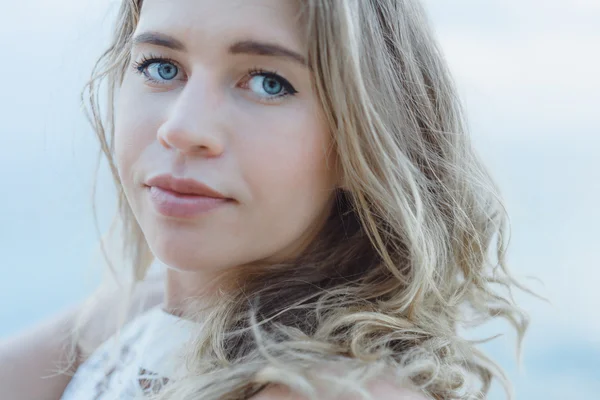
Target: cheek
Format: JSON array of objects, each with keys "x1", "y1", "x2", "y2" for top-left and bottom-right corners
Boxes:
[
  {"x1": 239, "y1": 106, "x2": 336, "y2": 219},
  {"x1": 113, "y1": 84, "x2": 161, "y2": 182}
]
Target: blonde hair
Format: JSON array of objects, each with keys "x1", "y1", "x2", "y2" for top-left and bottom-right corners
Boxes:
[{"x1": 74, "y1": 0, "x2": 531, "y2": 399}]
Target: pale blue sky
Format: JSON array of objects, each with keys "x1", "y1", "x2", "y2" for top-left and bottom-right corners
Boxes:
[{"x1": 1, "y1": 1, "x2": 598, "y2": 398}]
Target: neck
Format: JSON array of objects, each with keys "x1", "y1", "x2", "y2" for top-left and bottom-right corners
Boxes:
[{"x1": 161, "y1": 263, "x2": 234, "y2": 318}]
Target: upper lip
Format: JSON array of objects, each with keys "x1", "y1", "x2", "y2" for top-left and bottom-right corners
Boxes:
[{"x1": 145, "y1": 174, "x2": 228, "y2": 199}]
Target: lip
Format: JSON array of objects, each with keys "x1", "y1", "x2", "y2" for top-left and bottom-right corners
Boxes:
[
  {"x1": 144, "y1": 174, "x2": 232, "y2": 218},
  {"x1": 146, "y1": 174, "x2": 228, "y2": 198}
]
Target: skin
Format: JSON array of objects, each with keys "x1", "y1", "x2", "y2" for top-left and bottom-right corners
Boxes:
[{"x1": 114, "y1": 0, "x2": 339, "y2": 311}]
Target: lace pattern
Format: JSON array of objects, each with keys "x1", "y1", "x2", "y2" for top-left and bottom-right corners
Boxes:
[{"x1": 60, "y1": 307, "x2": 194, "y2": 399}]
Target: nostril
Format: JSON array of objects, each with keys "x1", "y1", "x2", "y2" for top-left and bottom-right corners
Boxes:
[{"x1": 158, "y1": 136, "x2": 170, "y2": 149}]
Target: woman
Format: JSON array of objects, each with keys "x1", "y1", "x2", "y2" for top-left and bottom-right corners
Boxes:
[{"x1": 0, "y1": 0, "x2": 528, "y2": 399}]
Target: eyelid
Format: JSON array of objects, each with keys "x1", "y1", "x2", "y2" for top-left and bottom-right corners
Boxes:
[
  {"x1": 238, "y1": 68, "x2": 298, "y2": 102},
  {"x1": 132, "y1": 54, "x2": 186, "y2": 84}
]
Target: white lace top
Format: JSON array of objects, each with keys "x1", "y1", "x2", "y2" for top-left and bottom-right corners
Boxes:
[{"x1": 60, "y1": 306, "x2": 200, "y2": 399}]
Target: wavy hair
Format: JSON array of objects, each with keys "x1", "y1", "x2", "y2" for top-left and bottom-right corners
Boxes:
[{"x1": 72, "y1": 0, "x2": 530, "y2": 399}]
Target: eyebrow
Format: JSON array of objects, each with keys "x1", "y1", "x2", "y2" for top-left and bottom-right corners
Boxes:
[
  {"x1": 131, "y1": 31, "x2": 306, "y2": 66},
  {"x1": 229, "y1": 40, "x2": 306, "y2": 66},
  {"x1": 132, "y1": 31, "x2": 187, "y2": 51}
]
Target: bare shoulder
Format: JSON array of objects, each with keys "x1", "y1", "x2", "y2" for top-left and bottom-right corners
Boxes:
[
  {"x1": 0, "y1": 306, "x2": 80, "y2": 400},
  {"x1": 77, "y1": 273, "x2": 165, "y2": 357},
  {"x1": 251, "y1": 379, "x2": 428, "y2": 400}
]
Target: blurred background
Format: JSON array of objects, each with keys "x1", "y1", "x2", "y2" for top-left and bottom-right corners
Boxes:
[{"x1": 0, "y1": 0, "x2": 598, "y2": 398}]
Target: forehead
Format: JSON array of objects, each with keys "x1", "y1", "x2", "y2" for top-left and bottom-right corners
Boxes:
[{"x1": 136, "y1": 0, "x2": 305, "y2": 52}]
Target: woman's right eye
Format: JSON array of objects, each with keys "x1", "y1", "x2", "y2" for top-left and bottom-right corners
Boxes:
[{"x1": 132, "y1": 56, "x2": 184, "y2": 85}]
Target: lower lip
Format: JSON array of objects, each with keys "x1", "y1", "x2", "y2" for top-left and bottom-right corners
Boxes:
[{"x1": 147, "y1": 186, "x2": 230, "y2": 218}]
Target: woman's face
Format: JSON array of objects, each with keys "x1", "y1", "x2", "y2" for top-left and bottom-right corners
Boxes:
[{"x1": 114, "y1": 0, "x2": 338, "y2": 274}]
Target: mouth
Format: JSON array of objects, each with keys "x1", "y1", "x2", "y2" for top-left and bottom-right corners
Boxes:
[
  {"x1": 145, "y1": 174, "x2": 230, "y2": 199},
  {"x1": 144, "y1": 174, "x2": 234, "y2": 218},
  {"x1": 146, "y1": 185, "x2": 232, "y2": 218}
]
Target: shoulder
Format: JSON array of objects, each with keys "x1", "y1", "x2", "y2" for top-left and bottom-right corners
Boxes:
[
  {"x1": 77, "y1": 274, "x2": 165, "y2": 358},
  {"x1": 250, "y1": 379, "x2": 428, "y2": 400}
]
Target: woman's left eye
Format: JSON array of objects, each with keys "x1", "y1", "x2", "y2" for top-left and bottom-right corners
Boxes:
[{"x1": 242, "y1": 70, "x2": 298, "y2": 101}]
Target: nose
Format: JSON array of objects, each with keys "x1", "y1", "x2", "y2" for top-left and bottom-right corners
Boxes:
[{"x1": 157, "y1": 79, "x2": 226, "y2": 157}]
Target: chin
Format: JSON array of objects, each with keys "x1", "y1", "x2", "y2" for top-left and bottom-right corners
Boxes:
[{"x1": 146, "y1": 235, "x2": 236, "y2": 273}]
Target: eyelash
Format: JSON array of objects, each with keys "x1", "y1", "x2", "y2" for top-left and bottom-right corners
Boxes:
[
  {"x1": 131, "y1": 54, "x2": 298, "y2": 100},
  {"x1": 132, "y1": 54, "x2": 179, "y2": 79}
]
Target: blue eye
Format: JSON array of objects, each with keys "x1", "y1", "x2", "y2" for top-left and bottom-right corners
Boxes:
[
  {"x1": 245, "y1": 70, "x2": 297, "y2": 100},
  {"x1": 152, "y1": 63, "x2": 178, "y2": 80},
  {"x1": 133, "y1": 55, "x2": 181, "y2": 84},
  {"x1": 250, "y1": 75, "x2": 282, "y2": 95}
]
